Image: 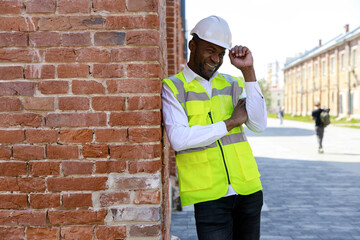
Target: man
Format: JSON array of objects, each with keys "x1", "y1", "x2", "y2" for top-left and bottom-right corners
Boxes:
[
  {"x1": 312, "y1": 101, "x2": 325, "y2": 153},
  {"x1": 162, "y1": 16, "x2": 267, "y2": 239}
]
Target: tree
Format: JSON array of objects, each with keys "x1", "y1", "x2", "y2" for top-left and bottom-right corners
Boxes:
[{"x1": 257, "y1": 78, "x2": 271, "y2": 110}]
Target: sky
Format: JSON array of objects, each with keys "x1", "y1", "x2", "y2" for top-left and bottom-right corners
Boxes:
[{"x1": 185, "y1": 0, "x2": 360, "y2": 81}]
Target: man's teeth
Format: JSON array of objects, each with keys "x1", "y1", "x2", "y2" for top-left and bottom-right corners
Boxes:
[{"x1": 207, "y1": 63, "x2": 216, "y2": 69}]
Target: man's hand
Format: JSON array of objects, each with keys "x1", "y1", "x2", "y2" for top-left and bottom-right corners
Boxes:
[
  {"x1": 224, "y1": 98, "x2": 248, "y2": 132},
  {"x1": 229, "y1": 45, "x2": 256, "y2": 82}
]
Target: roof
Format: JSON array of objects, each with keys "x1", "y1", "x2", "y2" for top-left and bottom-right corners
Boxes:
[{"x1": 284, "y1": 25, "x2": 360, "y2": 70}]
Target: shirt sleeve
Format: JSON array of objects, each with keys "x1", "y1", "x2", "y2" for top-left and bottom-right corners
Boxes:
[
  {"x1": 243, "y1": 82, "x2": 267, "y2": 132},
  {"x1": 162, "y1": 84, "x2": 228, "y2": 152}
]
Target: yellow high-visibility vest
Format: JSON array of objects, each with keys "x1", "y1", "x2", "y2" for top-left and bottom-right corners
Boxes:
[{"x1": 162, "y1": 72, "x2": 262, "y2": 206}]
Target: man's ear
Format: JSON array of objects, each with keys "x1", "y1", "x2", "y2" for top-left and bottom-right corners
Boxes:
[{"x1": 189, "y1": 39, "x2": 196, "y2": 52}]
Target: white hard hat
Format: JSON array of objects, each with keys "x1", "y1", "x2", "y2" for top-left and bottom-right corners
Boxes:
[{"x1": 190, "y1": 15, "x2": 232, "y2": 49}]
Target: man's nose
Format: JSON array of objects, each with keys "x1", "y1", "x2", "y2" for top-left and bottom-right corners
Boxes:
[{"x1": 211, "y1": 54, "x2": 220, "y2": 63}]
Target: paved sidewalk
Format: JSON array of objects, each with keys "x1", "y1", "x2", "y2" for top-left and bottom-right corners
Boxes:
[{"x1": 171, "y1": 118, "x2": 360, "y2": 240}]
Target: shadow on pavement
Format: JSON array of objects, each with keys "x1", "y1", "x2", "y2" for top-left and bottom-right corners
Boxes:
[{"x1": 245, "y1": 127, "x2": 314, "y2": 137}]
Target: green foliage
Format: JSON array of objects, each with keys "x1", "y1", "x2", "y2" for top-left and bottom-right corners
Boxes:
[{"x1": 257, "y1": 78, "x2": 271, "y2": 110}]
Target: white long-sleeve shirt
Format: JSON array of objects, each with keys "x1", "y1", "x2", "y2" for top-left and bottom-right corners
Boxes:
[{"x1": 162, "y1": 64, "x2": 267, "y2": 196}]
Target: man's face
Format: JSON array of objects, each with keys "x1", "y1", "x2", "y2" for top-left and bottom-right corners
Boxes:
[{"x1": 188, "y1": 37, "x2": 226, "y2": 80}]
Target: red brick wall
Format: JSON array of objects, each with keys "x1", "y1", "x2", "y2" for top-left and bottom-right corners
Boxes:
[{"x1": 0, "y1": 0, "x2": 186, "y2": 239}]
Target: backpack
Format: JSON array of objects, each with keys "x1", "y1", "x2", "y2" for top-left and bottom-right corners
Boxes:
[{"x1": 320, "y1": 109, "x2": 330, "y2": 127}]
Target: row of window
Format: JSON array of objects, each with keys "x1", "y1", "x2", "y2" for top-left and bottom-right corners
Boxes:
[{"x1": 288, "y1": 48, "x2": 358, "y2": 81}]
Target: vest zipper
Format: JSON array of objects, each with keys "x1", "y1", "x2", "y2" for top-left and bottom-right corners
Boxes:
[{"x1": 208, "y1": 112, "x2": 231, "y2": 184}]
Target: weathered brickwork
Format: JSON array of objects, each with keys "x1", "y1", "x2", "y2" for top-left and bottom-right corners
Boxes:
[{"x1": 0, "y1": 0, "x2": 185, "y2": 239}]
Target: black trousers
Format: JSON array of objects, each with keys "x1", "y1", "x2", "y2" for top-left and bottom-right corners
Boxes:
[
  {"x1": 315, "y1": 126, "x2": 324, "y2": 148},
  {"x1": 194, "y1": 190, "x2": 263, "y2": 240}
]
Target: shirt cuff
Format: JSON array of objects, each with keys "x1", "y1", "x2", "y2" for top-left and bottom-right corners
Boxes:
[
  {"x1": 244, "y1": 81, "x2": 263, "y2": 97},
  {"x1": 218, "y1": 121, "x2": 229, "y2": 134}
]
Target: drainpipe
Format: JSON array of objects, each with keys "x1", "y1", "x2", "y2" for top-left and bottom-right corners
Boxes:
[{"x1": 347, "y1": 41, "x2": 351, "y2": 117}]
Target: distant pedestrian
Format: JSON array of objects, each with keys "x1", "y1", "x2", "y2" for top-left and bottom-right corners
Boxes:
[
  {"x1": 277, "y1": 107, "x2": 284, "y2": 125},
  {"x1": 311, "y1": 101, "x2": 327, "y2": 153}
]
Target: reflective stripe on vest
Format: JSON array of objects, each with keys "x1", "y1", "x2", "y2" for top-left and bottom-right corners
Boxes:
[{"x1": 162, "y1": 72, "x2": 262, "y2": 206}]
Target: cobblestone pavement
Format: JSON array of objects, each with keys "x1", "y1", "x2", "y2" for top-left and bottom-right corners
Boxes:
[{"x1": 171, "y1": 118, "x2": 360, "y2": 240}]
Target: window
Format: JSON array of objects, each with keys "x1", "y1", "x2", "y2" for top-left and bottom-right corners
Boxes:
[
  {"x1": 341, "y1": 53, "x2": 345, "y2": 70},
  {"x1": 315, "y1": 63, "x2": 318, "y2": 77},
  {"x1": 331, "y1": 57, "x2": 335, "y2": 73},
  {"x1": 308, "y1": 66, "x2": 312, "y2": 79},
  {"x1": 322, "y1": 60, "x2": 326, "y2": 75},
  {"x1": 353, "y1": 49, "x2": 357, "y2": 67}
]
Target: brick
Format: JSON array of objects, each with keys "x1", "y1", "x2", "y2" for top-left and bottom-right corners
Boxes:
[
  {"x1": 46, "y1": 113, "x2": 106, "y2": 127},
  {"x1": 129, "y1": 224, "x2": 160, "y2": 237},
  {"x1": 0, "y1": 210, "x2": 46, "y2": 225},
  {"x1": 60, "y1": 226, "x2": 93, "y2": 240},
  {"x1": 62, "y1": 32, "x2": 91, "y2": 46},
  {"x1": 0, "y1": 17, "x2": 39, "y2": 31},
  {"x1": 111, "y1": 207, "x2": 160, "y2": 221},
  {"x1": 111, "y1": 47, "x2": 159, "y2": 62},
  {"x1": 126, "y1": 30, "x2": 160, "y2": 45},
  {"x1": 72, "y1": 80, "x2": 105, "y2": 94},
  {"x1": 0, "y1": 129, "x2": 25, "y2": 143},
  {"x1": 47, "y1": 145, "x2": 79, "y2": 159},
  {"x1": 109, "y1": 111, "x2": 161, "y2": 126},
  {"x1": 0, "y1": 194, "x2": 27, "y2": 209},
  {"x1": 0, "y1": 162, "x2": 27, "y2": 177},
  {"x1": 94, "y1": 31, "x2": 125, "y2": 46},
  {"x1": 29, "y1": 194, "x2": 60, "y2": 209},
  {"x1": 128, "y1": 127, "x2": 161, "y2": 143},
  {"x1": 47, "y1": 177, "x2": 107, "y2": 191},
  {"x1": 0, "y1": 177, "x2": 46, "y2": 192},
  {"x1": 38, "y1": 80, "x2": 68, "y2": 94},
  {"x1": 57, "y1": 0, "x2": 90, "y2": 14},
  {"x1": 110, "y1": 144, "x2": 161, "y2": 160},
  {"x1": 0, "y1": 49, "x2": 42, "y2": 63},
  {"x1": 95, "y1": 129, "x2": 127, "y2": 142},
  {"x1": 13, "y1": 145, "x2": 45, "y2": 160},
  {"x1": 82, "y1": 144, "x2": 108, "y2": 158},
  {"x1": 58, "y1": 97, "x2": 90, "y2": 110},
  {"x1": 133, "y1": 190, "x2": 161, "y2": 204},
  {"x1": 62, "y1": 193, "x2": 92, "y2": 208},
  {"x1": 107, "y1": 79, "x2": 161, "y2": 94},
  {"x1": 45, "y1": 48, "x2": 76, "y2": 62},
  {"x1": 39, "y1": 16, "x2": 103, "y2": 31},
  {"x1": 26, "y1": 0, "x2": 56, "y2": 13},
  {"x1": 95, "y1": 225, "x2": 126, "y2": 240},
  {"x1": 0, "y1": 227, "x2": 24, "y2": 240},
  {"x1": 0, "y1": 0, "x2": 23, "y2": 14},
  {"x1": 99, "y1": 192, "x2": 130, "y2": 207},
  {"x1": 127, "y1": 0, "x2": 157, "y2": 12},
  {"x1": 92, "y1": 96, "x2": 125, "y2": 111},
  {"x1": 23, "y1": 97, "x2": 55, "y2": 111},
  {"x1": 0, "y1": 32, "x2": 28, "y2": 47},
  {"x1": 48, "y1": 209, "x2": 106, "y2": 225},
  {"x1": 105, "y1": 15, "x2": 159, "y2": 30},
  {"x1": 128, "y1": 96, "x2": 161, "y2": 110},
  {"x1": 75, "y1": 48, "x2": 110, "y2": 63},
  {"x1": 26, "y1": 129, "x2": 58, "y2": 143},
  {"x1": 93, "y1": 64, "x2": 124, "y2": 78},
  {"x1": 60, "y1": 129, "x2": 93, "y2": 143},
  {"x1": 25, "y1": 64, "x2": 55, "y2": 79},
  {"x1": 109, "y1": 174, "x2": 160, "y2": 190},
  {"x1": 0, "y1": 82, "x2": 35, "y2": 96},
  {"x1": 62, "y1": 161, "x2": 93, "y2": 175},
  {"x1": 129, "y1": 160, "x2": 161, "y2": 174},
  {"x1": 93, "y1": 0, "x2": 125, "y2": 13},
  {"x1": 57, "y1": 64, "x2": 89, "y2": 78},
  {"x1": 29, "y1": 161, "x2": 60, "y2": 176},
  {"x1": 29, "y1": 32, "x2": 60, "y2": 47},
  {"x1": 0, "y1": 66, "x2": 23, "y2": 80},
  {"x1": 128, "y1": 63, "x2": 162, "y2": 78},
  {"x1": 95, "y1": 160, "x2": 126, "y2": 174},
  {"x1": 0, "y1": 146, "x2": 11, "y2": 160},
  {"x1": 26, "y1": 227, "x2": 59, "y2": 240},
  {"x1": 0, "y1": 113, "x2": 42, "y2": 127}
]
